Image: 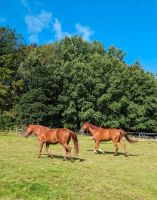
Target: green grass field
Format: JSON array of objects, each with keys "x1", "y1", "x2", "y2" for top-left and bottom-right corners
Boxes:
[{"x1": 0, "y1": 133, "x2": 157, "y2": 200}]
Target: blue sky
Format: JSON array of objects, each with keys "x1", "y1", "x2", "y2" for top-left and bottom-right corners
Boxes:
[{"x1": 0, "y1": 0, "x2": 157, "y2": 74}]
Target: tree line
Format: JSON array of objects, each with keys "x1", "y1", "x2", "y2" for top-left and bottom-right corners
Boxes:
[{"x1": 0, "y1": 26, "x2": 157, "y2": 132}]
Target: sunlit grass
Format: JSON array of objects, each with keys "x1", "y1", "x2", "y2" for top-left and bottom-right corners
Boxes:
[{"x1": 0, "y1": 133, "x2": 157, "y2": 200}]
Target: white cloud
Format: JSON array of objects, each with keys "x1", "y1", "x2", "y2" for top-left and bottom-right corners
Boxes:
[
  {"x1": 53, "y1": 18, "x2": 70, "y2": 40},
  {"x1": 20, "y1": 0, "x2": 31, "y2": 11},
  {"x1": 25, "y1": 11, "x2": 52, "y2": 43},
  {"x1": 53, "y1": 19, "x2": 94, "y2": 41},
  {"x1": 0, "y1": 17, "x2": 6, "y2": 23},
  {"x1": 21, "y1": 0, "x2": 94, "y2": 43},
  {"x1": 75, "y1": 23, "x2": 94, "y2": 41},
  {"x1": 25, "y1": 11, "x2": 52, "y2": 33}
]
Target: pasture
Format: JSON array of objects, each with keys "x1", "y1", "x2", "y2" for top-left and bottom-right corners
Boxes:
[{"x1": 0, "y1": 133, "x2": 157, "y2": 200}]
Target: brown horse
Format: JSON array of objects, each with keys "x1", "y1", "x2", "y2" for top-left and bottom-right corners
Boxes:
[
  {"x1": 23, "y1": 125, "x2": 79, "y2": 160},
  {"x1": 80, "y1": 122, "x2": 137, "y2": 157}
]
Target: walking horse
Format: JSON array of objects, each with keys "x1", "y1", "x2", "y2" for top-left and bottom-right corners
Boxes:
[
  {"x1": 80, "y1": 122, "x2": 137, "y2": 157},
  {"x1": 23, "y1": 124, "x2": 79, "y2": 160}
]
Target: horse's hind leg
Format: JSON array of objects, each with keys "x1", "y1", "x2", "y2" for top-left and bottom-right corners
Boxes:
[
  {"x1": 62, "y1": 143, "x2": 71, "y2": 161},
  {"x1": 67, "y1": 144, "x2": 73, "y2": 162},
  {"x1": 120, "y1": 139, "x2": 129, "y2": 157}
]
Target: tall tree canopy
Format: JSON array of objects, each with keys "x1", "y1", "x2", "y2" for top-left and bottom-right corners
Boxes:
[{"x1": 1, "y1": 27, "x2": 157, "y2": 132}]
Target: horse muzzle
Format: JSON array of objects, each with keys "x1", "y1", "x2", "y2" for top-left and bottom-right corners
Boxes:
[
  {"x1": 23, "y1": 132, "x2": 28, "y2": 138},
  {"x1": 80, "y1": 128, "x2": 85, "y2": 134}
]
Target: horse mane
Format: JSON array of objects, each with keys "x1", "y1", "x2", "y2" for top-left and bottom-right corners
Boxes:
[
  {"x1": 29, "y1": 124, "x2": 48, "y2": 128},
  {"x1": 88, "y1": 126, "x2": 97, "y2": 136},
  {"x1": 27, "y1": 124, "x2": 36, "y2": 129},
  {"x1": 87, "y1": 122, "x2": 99, "y2": 129}
]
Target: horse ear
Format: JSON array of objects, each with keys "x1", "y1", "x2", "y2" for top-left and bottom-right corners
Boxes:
[
  {"x1": 25, "y1": 123, "x2": 28, "y2": 128},
  {"x1": 24, "y1": 123, "x2": 30, "y2": 129}
]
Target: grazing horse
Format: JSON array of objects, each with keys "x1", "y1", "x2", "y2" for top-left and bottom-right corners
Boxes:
[
  {"x1": 23, "y1": 125, "x2": 79, "y2": 160},
  {"x1": 80, "y1": 122, "x2": 137, "y2": 157}
]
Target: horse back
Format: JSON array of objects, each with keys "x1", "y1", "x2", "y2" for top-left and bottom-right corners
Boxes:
[
  {"x1": 39, "y1": 129, "x2": 58, "y2": 143},
  {"x1": 100, "y1": 128, "x2": 111, "y2": 140},
  {"x1": 56, "y1": 128, "x2": 71, "y2": 143},
  {"x1": 97, "y1": 128, "x2": 120, "y2": 140}
]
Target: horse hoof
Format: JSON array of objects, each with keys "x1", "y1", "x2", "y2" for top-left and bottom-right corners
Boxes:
[
  {"x1": 95, "y1": 149, "x2": 102, "y2": 154},
  {"x1": 70, "y1": 158, "x2": 74, "y2": 162},
  {"x1": 125, "y1": 153, "x2": 129, "y2": 157}
]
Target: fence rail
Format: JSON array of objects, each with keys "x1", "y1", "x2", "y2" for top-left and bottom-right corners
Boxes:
[{"x1": 127, "y1": 132, "x2": 157, "y2": 138}]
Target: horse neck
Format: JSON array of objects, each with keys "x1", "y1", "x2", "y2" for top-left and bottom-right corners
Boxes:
[
  {"x1": 89, "y1": 123, "x2": 99, "y2": 130},
  {"x1": 88, "y1": 127, "x2": 96, "y2": 136},
  {"x1": 30, "y1": 125, "x2": 41, "y2": 136}
]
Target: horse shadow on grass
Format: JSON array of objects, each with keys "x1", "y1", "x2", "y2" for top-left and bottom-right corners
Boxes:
[
  {"x1": 35, "y1": 153, "x2": 85, "y2": 162},
  {"x1": 87, "y1": 150, "x2": 139, "y2": 157}
]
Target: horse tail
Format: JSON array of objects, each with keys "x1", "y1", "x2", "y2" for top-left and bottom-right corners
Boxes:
[
  {"x1": 119, "y1": 129, "x2": 138, "y2": 143},
  {"x1": 70, "y1": 131, "x2": 79, "y2": 156}
]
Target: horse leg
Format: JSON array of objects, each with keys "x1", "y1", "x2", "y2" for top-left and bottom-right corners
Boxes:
[
  {"x1": 94, "y1": 140, "x2": 103, "y2": 153},
  {"x1": 62, "y1": 143, "x2": 71, "y2": 161},
  {"x1": 113, "y1": 142, "x2": 119, "y2": 156},
  {"x1": 120, "y1": 139, "x2": 129, "y2": 157},
  {"x1": 46, "y1": 143, "x2": 53, "y2": 158},
  {"x1": 67, "y1": 144, "x2": 73, "y2": 162},
  {"x1": 64, "y1": 149, "x2": 69, "y2": 161},
  {"x1": 39, "y1": 141, "x2": 44, "y2": 158},
  {"x1": 94, "y1": 140, "x2": 99, "y2": 153}
]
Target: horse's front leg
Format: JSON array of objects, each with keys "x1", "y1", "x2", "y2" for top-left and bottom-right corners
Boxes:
[
  {"x1": 94, "y1": 139, "x2": 103, "y2": 153},
  {"x1": 39, "y1": 141, "x2": 44, "y2": 158},
  {"x1": 113, "y1": 142, "x2": 119, "y2": 156},
  {"x1": 46, "y1": 143, "x2": 53, "y2": 158},
  {"x1": 93, "y1": 134, "x2": 104, "y2": 153}
]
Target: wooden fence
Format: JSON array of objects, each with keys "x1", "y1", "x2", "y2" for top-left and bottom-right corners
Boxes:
[{"x1": 127, "y1": 132, "x2": 157, "y2": 139}]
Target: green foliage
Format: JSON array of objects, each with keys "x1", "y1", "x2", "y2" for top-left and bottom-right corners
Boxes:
[
  {"x1": 1, "y1": 27, "x2": 157, "y2": 132},
  {"x1": 0, "y1": 27, "x2": 25, "y2": 129}
]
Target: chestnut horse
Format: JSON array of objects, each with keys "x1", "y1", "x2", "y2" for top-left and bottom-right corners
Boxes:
[
  {"x1": 80, "y1": 122, "x2": 137, "y2": 157},
  {"x1": 24, "y1": 125, "x2": 79, "y2": 160}
]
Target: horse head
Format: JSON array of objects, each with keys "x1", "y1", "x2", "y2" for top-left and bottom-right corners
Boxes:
[
  {"x1": 80, "y1": 122, "x2": 91, "y2": 134},
  {"x1": 23, "y1": 125, "x2": 33, "y2": 138}
]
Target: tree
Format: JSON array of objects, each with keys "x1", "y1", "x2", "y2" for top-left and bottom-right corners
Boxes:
[
  {"x1": 0, "y1": 29, "x2": 156, "y2": 132},
  {"x1": 0, "y1": 26, "x2": 24, "y2": 129}
]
